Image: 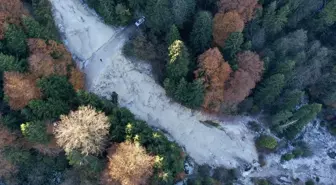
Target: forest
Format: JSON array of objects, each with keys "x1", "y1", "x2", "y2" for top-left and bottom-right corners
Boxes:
[
  {"x1": 87, "y1": 0, "x2": 336, "y2": 139},
  {"x1": 0, "y1": 0, "x2": 335, "y2": 184},
  {"x1": 0, "y1": 0, "x2": 187, "y2": 185},
  {"x1": 87, "y1": 0, "x2": 335, "y2": 183}
]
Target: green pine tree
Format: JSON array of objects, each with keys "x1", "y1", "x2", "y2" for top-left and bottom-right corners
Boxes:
[
  {"x1": 0, "y1": 53, "x2": 27, "y2": 73},
  {"x1": 276, "y1": 89, "x2": 304, "y2": 112},
  {"x1": 21, "y1": 121, "x2": 49, "y2": 144},
  {"x1": 166, "y1": 25, "x2": 181, "y2": 46},
  {"x1": 255, "y1": 74, "x2": 285, "y2": 108},
  {"x1": 4, "y1": 24, "x2": 27, "y2": 57},
  {"x1": 190, "y1": 11, "x2": 213, "y2": 54},
  {"x1": 223, "y1": 32, "x2": 244, "y2": 59},
  {"x1": 166, "y1": 40, "x2": 190, "y2": 81}
]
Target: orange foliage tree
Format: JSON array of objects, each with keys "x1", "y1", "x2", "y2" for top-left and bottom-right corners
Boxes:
[
  {"x1": 218, "y1": 0, "x2": 259, "y2": 22},
  {"x1": 101, "y1": 142, "x2": 154, "y2": 185},
  {"x1": 236, "y1": 51, "x2": 263, "y2": 82},
  {"x1": 4, "y1": 72, "x2": 42, "y2": 110},
  {"x1": 0, "y1": 0, "x2": 27, "y2": 39},
  {"x1": 213, "y1": 11, "x2": 244, "y2": 48},
  {"x1": 195, "y1": 48, "x2": 232, "y2": 112},
  {"x1": 27, "y1": 38, "x2": 85, "y2": 90},
  {"x1": 0, "y1": 125, "x2": 17, "y2": 148},
  {"x1": 69, "y1": 67, "x2": 85, "y2": 91},
  {"x1": 223, "y1": 51, "x2": 263, "y2": 110},
  {"x1": 27, "y1": 38, "x2": 73, "y2": 77}
]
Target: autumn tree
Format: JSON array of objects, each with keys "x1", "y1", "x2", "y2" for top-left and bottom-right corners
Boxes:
[
  {"x1": 101, "y1": 142, "x2": 154, "y2": 185},
  {"x1": 213, "y1": 11, "x2": 244, "y2": 48},
  {"x1": 195, "y1": 48, "x2": 232, "y2": 112},
  {"x1": 222, "y1": 69, "x2": 256, "y2": 111},
  {"x1": 222, "y1": 51, "x2": 263, "y2": 111},
  {"x1": 3, "y1": 72, "x2": 41, "y2": 110},
  {"x1": 54, "y1": 106, "x2": 110, "y2": 155},
  {"x1": 190, "y1": 11, "x2": 213, "y2": 54},
  {"x1": 0, "y1": 125, "x2": 17, "y2": 148},
  {"x1": 236, "y1": 51, "x2": 263, "y2": 82},
  {"x1": 69, "y1": 67, "x2": 85, "y2": 91},
  {"x1": 27, "y1": 39, "x2": 73, "y2": 77},
  {"x1": 0, "y1": 0, "x2": 27, "y2": 39},
  {"x1": 218, "y1": 0, "x2": 259, "y2": 22}
]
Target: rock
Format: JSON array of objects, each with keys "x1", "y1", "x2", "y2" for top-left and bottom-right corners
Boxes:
[
  {"x1": 244, "y1": 163, "x2": 253, "y2": 171},
  {"x1": 327, "y1": 149, "x2": 336, "y2": 159},
  {"x1": 277, "y1": 175, "x2": 292, "y2": 184}
]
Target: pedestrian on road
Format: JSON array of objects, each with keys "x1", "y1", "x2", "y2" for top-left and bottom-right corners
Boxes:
[{"x1": 100, "y1": 59, "x2": 102, "y2": 62}]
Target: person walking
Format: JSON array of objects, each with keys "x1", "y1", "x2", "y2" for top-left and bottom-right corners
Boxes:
[{"x1": 100, "y1": 59, "x2": 102, "y2": 62}]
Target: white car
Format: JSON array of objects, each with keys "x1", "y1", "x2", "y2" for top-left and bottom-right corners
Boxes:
[{"x1": 135, "y1": 16, "x2": 145, "y2": 27}]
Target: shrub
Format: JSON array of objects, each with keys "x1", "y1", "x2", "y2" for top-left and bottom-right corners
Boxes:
[
  {"x1": 256, "y1": 179, "x2": 270, "y2": 185},
  {"x1": 292, "y1": 148, "x2": 304, "y2": 158},
  {"x1": 54, "y1": 106, "x2": 110, "y2": 155},
  {"x1": 305, "y1": 179, "x2": 315, "y2": 185},
  {"x1": 256, "y1": 135, "x2": 278, "y2": 150},
  {"x1": 281, "y1": 153, "x2": 294, "y2": 161},
  {"x1": 21, "y1": 121, "x2": 49, "y2": 144},
  {"x1": 101, "y1": 142, "x2": 154, "y2": 185}
]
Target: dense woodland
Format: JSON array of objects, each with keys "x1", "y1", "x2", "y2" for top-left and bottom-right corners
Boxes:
[
  {"x1": 87, "y1": 0, "x2": 336, "y2": 140},
  {"x1": 87, "y1": 0, "x2": 336, "y2": 183},
  {"x1": 0, "y1": 0, "x2": 188, "y2": 185},
  {"x1": 0, "y1": 0, "x2": 335, "y2": 184}
]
